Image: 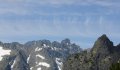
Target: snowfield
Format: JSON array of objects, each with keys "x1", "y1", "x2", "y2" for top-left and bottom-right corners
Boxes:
[
  {"x1": 37, "y1": 62, "x2": 50, "y2": 68},
  {"x1": 36, "y1": 54, "x2": 45, "y2": 59},
  {"x1": 35, "y1": 47, "x2": 42, "y2": 51},
  {"x1": 56, "y1": 58, "x2": 63, "y2": 70},
  {"x1": 37, "y1": 68, "x2": 41, "y2": 70},
  {"x1": 0, "y1": 46, "x2": 11, "y2": 61},
  {"x1": 27, "y1": 54, "x2": 31, "y2": 63},
  {"x1": 11, "y1": 59, "x2": 16, "y2": 69}
]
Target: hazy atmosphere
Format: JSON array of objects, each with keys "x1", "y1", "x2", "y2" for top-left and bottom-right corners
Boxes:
[{"x1": 0, "y1": 0, "x2": 120, "y2": 49}]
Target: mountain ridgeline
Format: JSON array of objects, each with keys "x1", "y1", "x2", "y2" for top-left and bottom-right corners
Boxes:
[
  {"x1": 0, "y1": 34, "x2": 120, "y2": 70},
  {"x1": 63, "y1": 34, "x2": 120, "y2": 70},
  {"x1": 0, "y1": 38, "x2": 81, "y2": 70}
]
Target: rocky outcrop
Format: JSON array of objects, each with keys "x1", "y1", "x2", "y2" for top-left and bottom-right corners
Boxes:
[{"x1": 63, "y1": 34, "x2": 120, "y2": 70}]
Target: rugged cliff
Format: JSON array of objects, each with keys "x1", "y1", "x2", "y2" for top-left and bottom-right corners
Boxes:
[{"x1": 63, "y1": 34, "x2": 120, "y2": 70}]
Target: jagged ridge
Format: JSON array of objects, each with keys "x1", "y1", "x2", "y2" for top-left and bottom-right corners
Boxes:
[
  {"x1": 63, "y1": 34, "x2": 120, "y2": 70},
  {"x1": 0, "y1": 38, "x2": 82, "y2": 70}
]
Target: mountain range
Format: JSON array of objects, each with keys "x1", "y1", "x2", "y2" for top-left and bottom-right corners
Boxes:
[
  {"x1": 0, "y1": 34, "x2": 120, "y2": 70},
  {"x1": 0, "y1": 38, "x2": 81, "y2": 70}
]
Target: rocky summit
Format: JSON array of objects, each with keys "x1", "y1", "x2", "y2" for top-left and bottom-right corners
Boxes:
[
  {"x1": 63, "y1": 34, "x2": 120, "y2": 70},
  {"x1": 0, "y1": 38, "x2": 81, "y2": 70}
]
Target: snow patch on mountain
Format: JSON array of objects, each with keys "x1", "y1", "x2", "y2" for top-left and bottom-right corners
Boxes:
[
  {"x1": 37, "y1": 68, "x2": 41, "y2": 70},
  {"x1": 55, "y1": 58, "x2": 63, "y2": 70},
  {"x1": 53, "y1": 47, "x2": 57, "y2": 50},
  {"x1": 51, "y1": 47, "x2": 61, "y2": 51},
  {"x1": 43, "y1": 44, "x2": 49, "y2": 48},
  {"x1": 67, "y1": 43, "x2": 69, "y2": 45},
  {"x1": 37, "y1": 62, "x2": 50, "y2": 68},
  {"x1": 35, "y1": 47, "x2": 42, "y2": 52},
  {"x1": 0, "y1": 47, "x2": 11, "y2": 61},
  {"x1": 30, "y1": 67, "x2": 33, "y2": 70},
  {"x1": 11, "y1": 59, "x2": 16, "y2": 69},
  {"x1": 36, "y1": 54, "x2": 45, "y2": 59},
  {"x1": 27, "y1": 54, "x2": 31, "y2": 63},
  {"x1": 43, "y1": 44, "x2": 47, "y2": 47}
]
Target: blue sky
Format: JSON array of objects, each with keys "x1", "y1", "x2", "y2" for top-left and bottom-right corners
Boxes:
[{"x1": 0, "y1": 0, "x2": 120, "y2": 49}]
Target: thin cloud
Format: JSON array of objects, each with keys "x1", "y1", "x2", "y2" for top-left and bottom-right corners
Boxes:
[
  {"x1": 0, "y1": 0, "x2": 120, "y2": 16},
  {"x1": 0, "y1": 17, "x2": 119, "y2": 38},
  {"x1": 0, "y1": 0, "x2": 120, "y2": 6}
]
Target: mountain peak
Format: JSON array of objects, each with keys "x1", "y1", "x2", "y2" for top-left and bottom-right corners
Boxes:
[
  {"x1": 98, "y1": 34, "x2": 110, "y2": 42},
  {"x1": 91, "y1": 34, "x2": 114, "y2": 54},
  {"x1": 63, "y1": 35, "x2": 120, "y2": 70},
  {"x1": 96, "y1": 34, "x2": 113, "y2": 46},
  {"x1": 61, "y1": 38, "x2": 71, "y2": 45}
]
